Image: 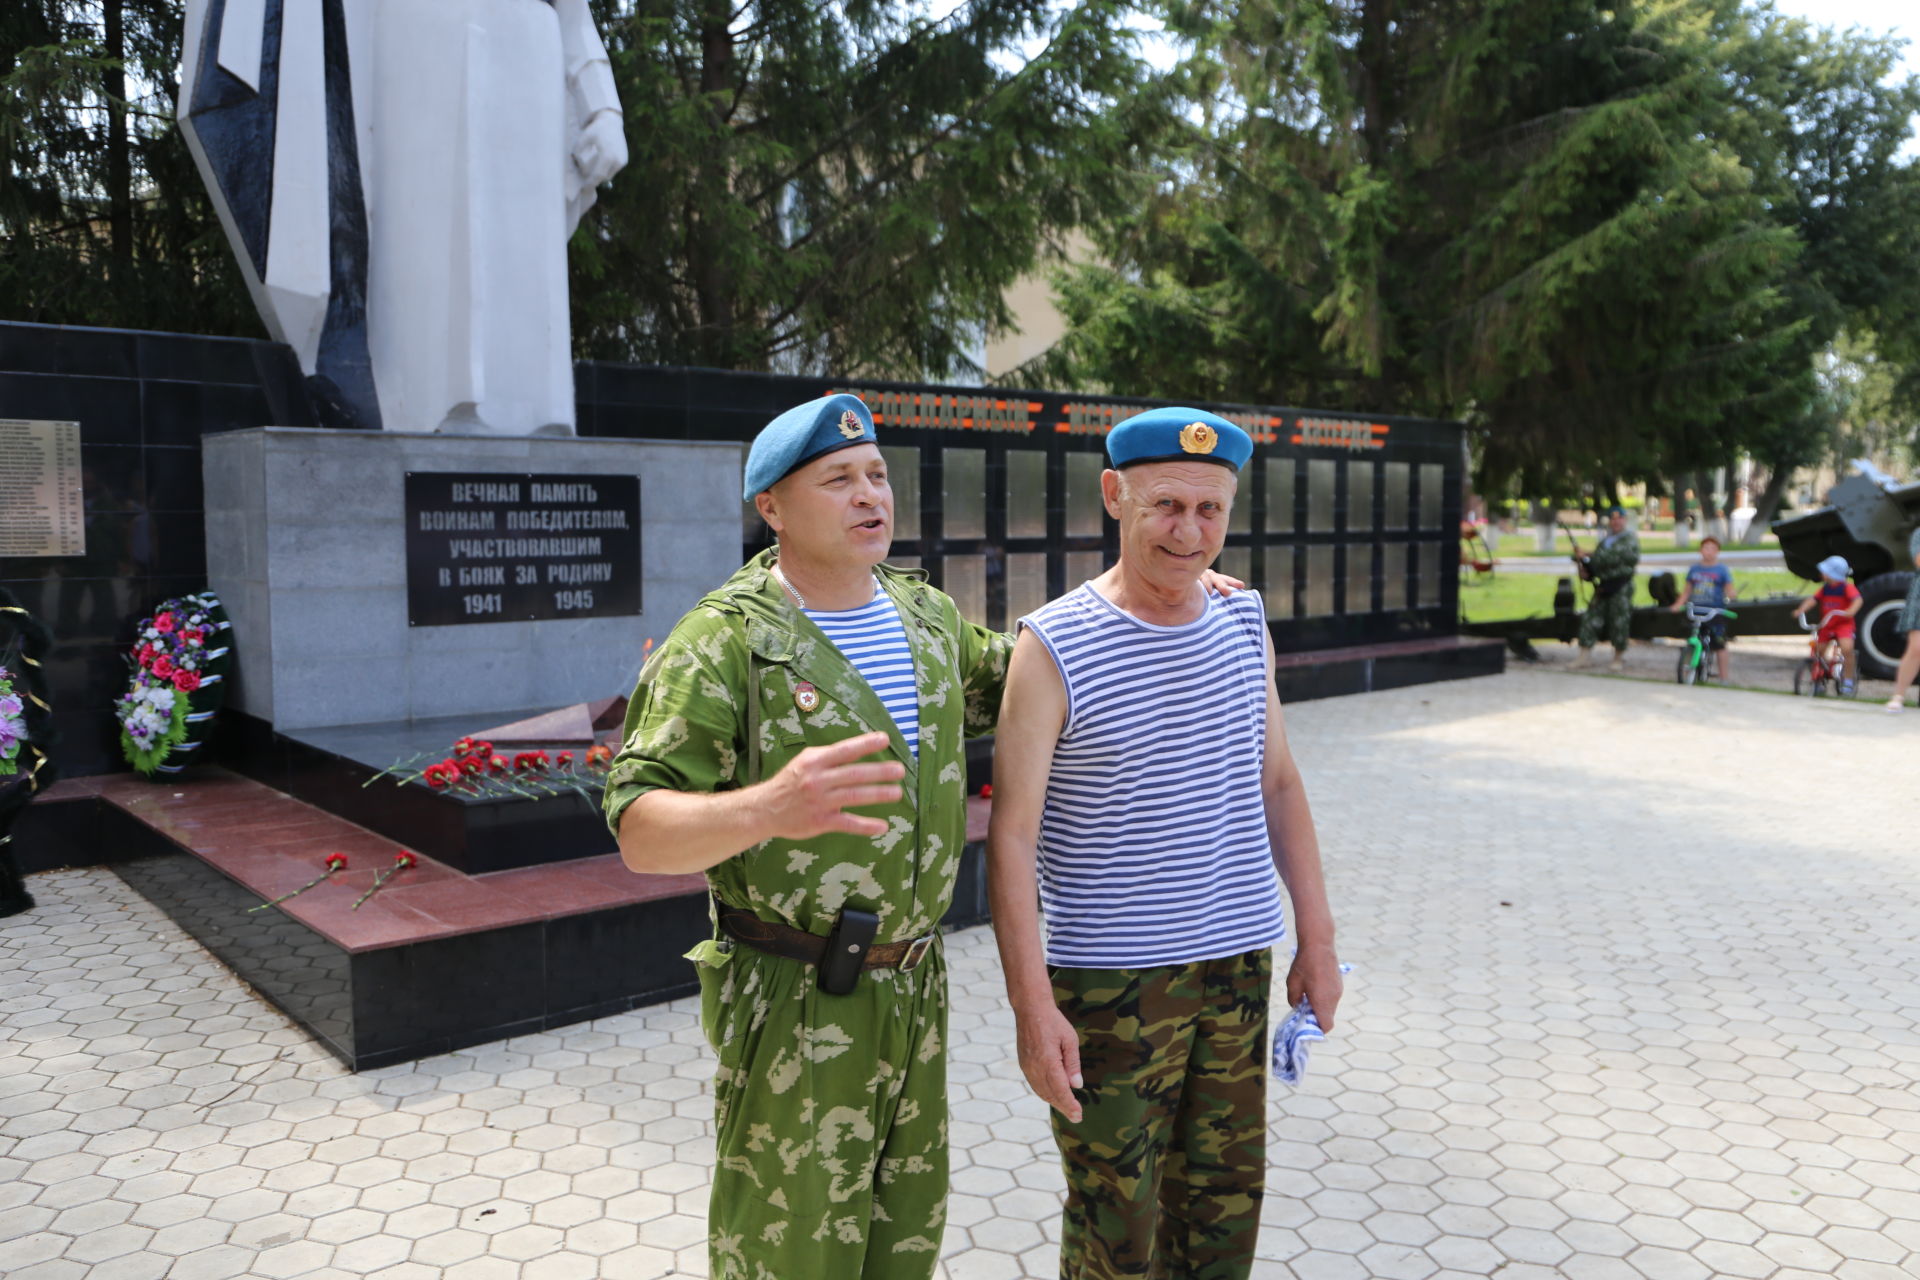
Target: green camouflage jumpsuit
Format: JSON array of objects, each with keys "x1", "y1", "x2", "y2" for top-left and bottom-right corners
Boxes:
[
  {"x1": 604, "y1": 550, "x2": 1010, "y2": 1280},
  {"x1": 1577, "y1": 528, "x2": 1641, "y2": 651}
]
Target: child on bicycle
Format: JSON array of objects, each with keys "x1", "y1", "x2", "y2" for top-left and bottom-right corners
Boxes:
[
  {"x1": 1670, "y1": 535, "x2": 1736, "y2": 680},
  {"x1": 1792, "y1": 554, "x2": 1863, "y2": 695}
]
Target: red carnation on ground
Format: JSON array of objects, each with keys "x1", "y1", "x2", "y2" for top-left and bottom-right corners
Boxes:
[
  {"x1": 153, "y1": 612, "x2": 175, "y2": 634},
  {"x1": 556, "y1": 751, "x2": 574, "y2": 768},
  {"x1": 513, "y1": 750, "x2": 550, "y2": 771},
  {"x1": 460, "y1": 757, "x2": 483, "y2": 776},
  {"x1": 488, "y1": 755, "x2": 508, "y2": 774},
  {"x1": 172, "y1": 670, "x2": 202, "y2": 694},
  {"x1": 152, "y1": 655, "x2": 176, "y2": 679}
]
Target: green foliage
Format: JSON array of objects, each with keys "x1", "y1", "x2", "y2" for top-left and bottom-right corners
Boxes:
[
  {"x1": 1715, "y1": 6, "x2": 1920, "y2": 469},
  {"x1": 573, "y1": 0, "x2": 1169, "y2": 378},
  {"x1": 1037, "y1": 0, "x2": 1917, "y2": 497},
  {"x1": 7, "y1": 1, "x2": 1162, "y2": 382},
  {"x1": 1, "y1": 1, "x2": 258, "y2": 334}
]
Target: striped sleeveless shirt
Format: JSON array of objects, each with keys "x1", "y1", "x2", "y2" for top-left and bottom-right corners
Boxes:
[
  {"x1": 803, "y1": 580, "x2": 920, "y2": 755},
  {"x1": 1021, "y1": 583, "x2": 1286, "y2": 967}
]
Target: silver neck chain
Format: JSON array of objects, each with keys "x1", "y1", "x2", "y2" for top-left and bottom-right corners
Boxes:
[
  {"x1": 773, "y1": 563, "x2": 881, "y2": 613},
  {"x1": 772, "y1": 563, "x2": 808, "y2": 611}
]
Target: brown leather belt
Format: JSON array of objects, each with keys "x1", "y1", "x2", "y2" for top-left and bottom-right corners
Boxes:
[{"x1": 716, "y1": 903, "x2": 936, "y2": 972}]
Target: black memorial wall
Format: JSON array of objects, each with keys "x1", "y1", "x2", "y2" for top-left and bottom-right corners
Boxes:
[
  {"x1": 576, "y1": 364, "x2": 1464, "y2": 650},
  {"x1": 3, "y1": 319, "x2": 1462, "y2": 778},
  {"x1": 0, "y1": 321, "x2": 319, "y2": 776}
]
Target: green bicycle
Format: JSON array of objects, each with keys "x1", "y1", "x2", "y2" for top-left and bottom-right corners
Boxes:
[{"x1": 1675, "y1": 604, "x2": 1736, "y2": 686}]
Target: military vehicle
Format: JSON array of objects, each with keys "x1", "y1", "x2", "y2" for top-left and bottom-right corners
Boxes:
[{"x1": 1771, "y1": 460, "x2": 1920, "y2": 681}]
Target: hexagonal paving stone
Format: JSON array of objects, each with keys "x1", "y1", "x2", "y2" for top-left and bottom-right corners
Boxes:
[{"x1": 9, "y1": 677, "x2": 1920, "y2": 1279}]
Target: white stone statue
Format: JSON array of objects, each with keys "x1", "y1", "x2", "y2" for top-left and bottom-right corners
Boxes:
[{"x1": 178, "y1": 0, "x2": 628, "y2": 436}]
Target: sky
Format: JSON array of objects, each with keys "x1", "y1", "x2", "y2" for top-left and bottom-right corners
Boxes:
[
  {"x1": 1730, "y1": 0, "x2": 1915, "y2": 151},
  {"x1": 1768, "y1": 0, "x2": 1910, "y2": 58}
]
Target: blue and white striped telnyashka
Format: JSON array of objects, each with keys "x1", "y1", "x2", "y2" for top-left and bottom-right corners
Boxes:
[
  {"x1": 1021, "y1": 583, "x2": 1287, "y2": 968},
  {"x1": 803, "y1": 580, "x2": 920, "y2": 756}
]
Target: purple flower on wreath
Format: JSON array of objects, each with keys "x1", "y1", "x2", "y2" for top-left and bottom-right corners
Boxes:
[{"x1": 0, "y1": 677, "x2": 24, "y2": 762}]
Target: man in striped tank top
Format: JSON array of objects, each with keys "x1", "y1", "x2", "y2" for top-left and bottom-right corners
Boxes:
[{"x1": 988, "y1": 407, "x2": 1343, "y2": 1280}]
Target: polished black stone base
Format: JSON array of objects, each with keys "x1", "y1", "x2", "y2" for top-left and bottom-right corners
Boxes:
[
  {"x1": 214, "y1": 710, "x2": 617, "y2": 875},
  {"x1": 1271, "y1": 635, "x2": 1505, "y2": 704}
]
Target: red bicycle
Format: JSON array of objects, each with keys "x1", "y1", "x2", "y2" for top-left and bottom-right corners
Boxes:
[{"x1": 1795, "y1": 611, "x2": 1856, "y2": 698}]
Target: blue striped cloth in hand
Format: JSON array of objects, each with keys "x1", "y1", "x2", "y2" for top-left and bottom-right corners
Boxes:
[{"x1": 1271, "y1": 963, "x2": 1352, "y2": 1085}]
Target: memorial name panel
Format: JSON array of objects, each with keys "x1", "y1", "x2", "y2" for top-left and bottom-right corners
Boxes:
[
  {"x1": 404, "y1": 472, "x2": 641, "y2": 625},
  {"x1": 0, "y1": 419, "x2": 85, "y2": 558}
]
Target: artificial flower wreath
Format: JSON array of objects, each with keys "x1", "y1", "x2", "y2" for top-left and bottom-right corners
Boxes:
[{"x1": 116, "y1": 591, "x2": 233, "y2": 776}]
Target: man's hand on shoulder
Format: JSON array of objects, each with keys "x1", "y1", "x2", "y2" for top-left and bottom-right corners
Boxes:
[
  {"x1": 759, "y1": 731, "x2": 904, "y2": 840},
  {"x1": 1200, "y1": 567, "x2": 1245, "y2": 597}
]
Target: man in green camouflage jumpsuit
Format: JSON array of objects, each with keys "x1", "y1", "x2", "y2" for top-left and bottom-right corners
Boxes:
[
  {"x1": 1572, "y1": 505, "x2": 1641, "y2": 671},
  {"x1": 605, "y1": 395, "x2": 1010, "y2": 1279}
]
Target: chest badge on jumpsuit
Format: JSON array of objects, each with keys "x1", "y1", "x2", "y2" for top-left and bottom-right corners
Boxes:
[{"x1": 794, "y1": 681, "x2": 821, "y2": 713}]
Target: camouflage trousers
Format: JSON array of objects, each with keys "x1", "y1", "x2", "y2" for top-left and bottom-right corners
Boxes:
[
  {"x1": 1577, "y1": 587, "x2": 1633, "y2": 651},
  {"x1": 1051, "y1": 948, "x2": 1272, "y2": 1280},
  {"x1": 694, "y1": 940, "x2": 948, "y2": 1280}
]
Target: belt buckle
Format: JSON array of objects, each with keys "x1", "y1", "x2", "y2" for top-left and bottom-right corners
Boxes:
[{"x1": 898, "y1": 933, "x2": 935, "y2": 972}]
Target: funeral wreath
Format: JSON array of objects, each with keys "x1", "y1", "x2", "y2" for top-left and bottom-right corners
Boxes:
[{"x1": 116, "y1": 592, "x2": 234, "y2": 776}]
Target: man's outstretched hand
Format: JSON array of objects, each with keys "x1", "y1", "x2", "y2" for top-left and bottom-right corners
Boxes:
[{"x1": 761, "y1": 732, "x2": 903, "y2": 840}]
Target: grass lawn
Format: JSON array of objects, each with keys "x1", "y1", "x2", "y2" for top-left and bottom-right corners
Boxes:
[
  {"x1": 1483, "y1": 528, "x2": 1780, "y2": 557},
  {"x1": 1457, "y1": 567, "x2": 1809, "y2": 624}
]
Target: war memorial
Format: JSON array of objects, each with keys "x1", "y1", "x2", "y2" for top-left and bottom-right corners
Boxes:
[
  {"x1": 0, "y1": 0, "x2": 1519, "y2": 1082},
  {"x1": 9, "y1": 7, "x2": 1920, "y2": 1280}
]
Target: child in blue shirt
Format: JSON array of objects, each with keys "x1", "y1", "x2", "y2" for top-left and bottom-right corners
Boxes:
[{"x1": 1671, "y1": 536, "x2": 1736, "y2": 680}]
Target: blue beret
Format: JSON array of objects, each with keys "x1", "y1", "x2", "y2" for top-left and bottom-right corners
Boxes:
[
  {"x1": 743, "y1": 394, "x2": 878, "y2": 500},
  {"x1": 1106, "y1": 407, "x2": 1252, "y2": 472}
]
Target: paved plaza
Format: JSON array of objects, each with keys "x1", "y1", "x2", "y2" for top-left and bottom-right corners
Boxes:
[{"x1": 3, "y1": 668, "x2": 1917, "y2": 1280}]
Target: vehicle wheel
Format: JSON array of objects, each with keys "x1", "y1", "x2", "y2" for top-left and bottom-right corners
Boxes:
[
  {"x1": 1676, "y1": 650, "x2": 1691, "y2": 684},
  {"x1": 1794, "y1": 662, "x2": 1810, "y2": 696},
  {"x1": 1855, "y1": 572, "x2": 1915, "y2": 681}
]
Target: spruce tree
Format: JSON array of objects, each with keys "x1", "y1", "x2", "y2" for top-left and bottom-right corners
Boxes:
[
  {"x1": 573, "y1": 0, "x2": 1169, "y2": 378},
  {"x1": 1038, "y1": 0, "x2": 1808, "y2": 495},
  {"x1": 1, "y1": 0, "x2": 257, "y2": 335}
]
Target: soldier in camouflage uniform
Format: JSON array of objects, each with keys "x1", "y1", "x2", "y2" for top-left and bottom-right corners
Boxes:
[
  {"x1": 987, "y1": 408, "x2": 1343, "y2": 1280},
  {"x1": 1571, "y1": 505, "x2": 1641, "y2": 671},
  {"x1": 604, "y1": 394, "x2": 1011, "y2": 1279}
]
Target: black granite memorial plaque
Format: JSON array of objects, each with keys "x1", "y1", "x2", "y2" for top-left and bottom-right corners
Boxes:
[{"x1": 404, "y1": 472, "x2": 641, "y2": 626}]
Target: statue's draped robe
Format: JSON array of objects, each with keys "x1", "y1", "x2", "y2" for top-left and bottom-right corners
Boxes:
[{"x1": 181, "y1": 0, "x2": 622, "y2": 435}]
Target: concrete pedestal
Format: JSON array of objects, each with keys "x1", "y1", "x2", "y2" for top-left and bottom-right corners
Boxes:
[{"x1": 203, "y1": 427, "x2": 741, "y2": 730}]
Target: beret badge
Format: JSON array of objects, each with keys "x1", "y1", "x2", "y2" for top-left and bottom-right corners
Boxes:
[
  {"x1": 1178, "y1": 422, "x2": 1218, "y2": 455},
  {"x1": 838, "y1": 409, "x2": 866, "y2": 440}
]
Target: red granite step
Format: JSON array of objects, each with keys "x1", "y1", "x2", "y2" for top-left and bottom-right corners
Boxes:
[{"x1": 38, "y1": 769, "x2": 706, "y2": 953}]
